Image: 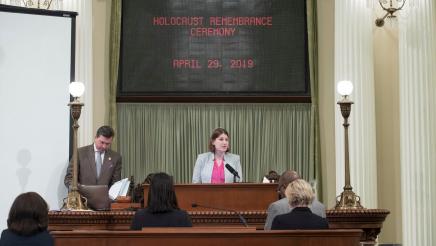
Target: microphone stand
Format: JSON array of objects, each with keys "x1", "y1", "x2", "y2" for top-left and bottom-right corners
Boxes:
[{"x1": 225, "y1": 163, "x2": 240, "y2": 183}]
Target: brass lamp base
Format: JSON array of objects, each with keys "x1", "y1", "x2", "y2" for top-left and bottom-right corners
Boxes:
[
  {"x1": 62, "y1": 189, "x2": 88, "y2": 210},
  {"x1": 335, "y1": 188, "x2": 364, "y2": 210}
]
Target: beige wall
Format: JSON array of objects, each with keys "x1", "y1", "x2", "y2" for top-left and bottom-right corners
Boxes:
[
  {"x1": 373, "y1": 22, "x2": 402, "y2": 244},
  {"x1": 92, "y1": 1, "x2": 402, "y2": 243},
  {"x1": 317, "y1": 0, "x2": 337, "y2": 209}
]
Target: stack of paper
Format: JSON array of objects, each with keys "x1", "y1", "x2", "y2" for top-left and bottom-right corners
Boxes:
[{"x1": 108, "y1": 178, "x2": 130, "y2": 200}]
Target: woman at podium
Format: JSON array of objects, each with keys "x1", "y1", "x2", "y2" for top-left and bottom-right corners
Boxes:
[{"x1": 192, "y1": 128, "x2": 242, "y2": 183}]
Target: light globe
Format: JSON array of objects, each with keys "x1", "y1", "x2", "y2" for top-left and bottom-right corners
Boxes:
[
  {"x1": 337, "y1": 80, "x2": 353, "y2": 96},
  {"x1": 69, "y1": 81, "x2": 85, "y2": 98}
]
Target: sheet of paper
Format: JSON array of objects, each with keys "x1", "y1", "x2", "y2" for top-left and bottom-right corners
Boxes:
[{"x1": 108, "y1": 178, "x2": 130, "y2": 200}]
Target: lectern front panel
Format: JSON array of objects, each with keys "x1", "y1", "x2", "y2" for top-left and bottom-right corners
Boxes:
[{"x1": 143, "y1": 183, "x2": 278, "y2": 211}]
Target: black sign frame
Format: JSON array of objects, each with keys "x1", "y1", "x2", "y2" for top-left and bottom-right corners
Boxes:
[{"x1": 117, "y1": 0, "x2": 311, "y2": 103}]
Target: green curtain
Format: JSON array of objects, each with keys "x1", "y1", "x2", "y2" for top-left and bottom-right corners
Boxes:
[
  {"x1": 109, "y1": 0, "x2": 321, "y2": 193},
  {"x1": 108, "y1": 0, "x2": 122, "y2": 151},
  {"x1": 118, "y1": 103, "x2": 313, "y2": 183},
  {"x1": 306, "y1": 0, "x2": 321, "y2": 196}
]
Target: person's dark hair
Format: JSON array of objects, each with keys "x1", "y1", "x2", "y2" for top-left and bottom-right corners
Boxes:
[
  {"x1": 265, "y1": 170, "x2": 280, "y2": 183},
  {"x1": 208, "y1": 128, "x2": 230, "y2": 152},
  {"x1": 147, "y1": 172, "x2": 179, "y2": 213},
  {"x1": 277, "y1": 170, "x2": 300, "y2": 199},
  {"x1": 95, "y1": 125, "x2": 115, "y2": 138},
  {"x1": 143, "y1": 173, "x2": 154, "y2": 184},
  {"x1": 7, "y1": 192, "x2": 49, "y2": 236}
]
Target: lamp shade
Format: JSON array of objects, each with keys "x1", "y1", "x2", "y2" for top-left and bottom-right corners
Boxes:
[
  {"x1": 69, "y1": 81, "x2": 85, "y2": 97},
  {"x1": 337, "y1": 80, "x2": 353, "y2": 96}
]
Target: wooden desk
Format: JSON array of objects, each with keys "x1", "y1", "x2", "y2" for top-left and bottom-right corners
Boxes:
[
  {"x1": 48, "y1": 210, "x2": 267, "y2": 230},
  {"x1": 49, "y1": 183, "x2": 276, "y2": 230},
  {"x1": 48, "y1": 183, "x2": 389, "y2": 243},
  {"x1": 143, "y1": 183, "x2": 278, "y2": 211},
  {"x1": 48, "y1": 209, "x2": 389, "y2": 243},
  {"x1": 51, "y1": 229, "x2": 363, "y2": 246}
]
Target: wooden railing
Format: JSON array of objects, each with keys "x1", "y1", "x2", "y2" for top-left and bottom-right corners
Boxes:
[
  {"x1": 51, "y1": 228, "x2": 362, "y2": 246},
  {"x1": 48, "y1": 183, "x2": 389, "y2": 244}
]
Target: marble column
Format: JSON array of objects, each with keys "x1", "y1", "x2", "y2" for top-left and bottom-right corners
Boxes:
[
  {"x1": 334, "y1": 0, "x2": 378, "y2": 208},
  {"x1": 62, "y1": 0, "x2": 94, "y2": 146},
  {"x1": 399, "y1": 1, "x2": 436, "y2": 245}
]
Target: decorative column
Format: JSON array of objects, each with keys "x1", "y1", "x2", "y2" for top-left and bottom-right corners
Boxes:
[
  {"x1": 62, "y1": 0, "x2": 94, "y2": 146},
  {"x1": 334, "y1": 0, "x2": 378, "y2": 208},
  {"x1": 399, "y1": 1, "x2": 436, "y2": 245},
  {"x1": 328, "y1": 3, "x2": 389, "y2": 244}
]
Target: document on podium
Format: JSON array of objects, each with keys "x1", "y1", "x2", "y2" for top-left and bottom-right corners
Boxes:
[{"x1": 109, "y1": 178, "x2": 130, "y2": 200}]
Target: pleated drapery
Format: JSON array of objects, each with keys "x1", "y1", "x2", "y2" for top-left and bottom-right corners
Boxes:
[
  {"x1": 399, "y1": 1, "x2": 436, "y2": 245},
  {"x1": 334, "y1": 0, "x2": 378, "y2": 208},
  {"x1": 118, "y1": 103, "x2": 313, "y2": 184}
]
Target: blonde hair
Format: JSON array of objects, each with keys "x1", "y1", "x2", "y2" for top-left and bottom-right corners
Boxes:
[{"x1": 285, "y1": 179, "x2": 315, "y2": 207}]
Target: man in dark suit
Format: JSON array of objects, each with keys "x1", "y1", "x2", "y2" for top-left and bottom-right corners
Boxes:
[{"x1": 64, "y1": 125, "x2": 122, "y2": 188}]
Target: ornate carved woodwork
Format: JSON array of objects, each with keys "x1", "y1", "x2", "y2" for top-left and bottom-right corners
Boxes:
[
  {"x1": 51, "y1": 228, "x2": 363, "y2": 246},
  {"x1": 326, "y1": 208, "x2": 390, "y2": 243}
]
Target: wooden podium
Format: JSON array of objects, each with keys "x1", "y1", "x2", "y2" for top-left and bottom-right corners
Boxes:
[
  {"x1": 143, "y1": 183, "x2": 278, "y2": 211},
  {"x1": 48, "y1": 183, "x2": 278, "y2": 230},
  {"x1": 143, "y1": 183, "x2": 277, "y2": 228}
]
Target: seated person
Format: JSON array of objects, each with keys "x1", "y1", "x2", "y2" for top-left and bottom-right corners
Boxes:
[
  {"x1": 263, "y1": 170, "x2": 280, "y2": 183},
  {"x1": 133, "y1": 173, "x2": 154, "y2": 207},
  {"x1": 130, "y1": 172, "x2": 192, "y2": 229},
  {"x1": 271, "y1": 179, "x2": 329, "y2": 230},
  {"x1": 264, "y1": 170, "x2": 326, "y2": 230},
  {"x1": 0, "y1": 192, "x2": 53, "y2": 246},
  {"x1": 143, "y1": 173, "x2": 154, "y2": 184},
  {"x1": 192, "y1": 128, "x2": 242, "y2": 183}
]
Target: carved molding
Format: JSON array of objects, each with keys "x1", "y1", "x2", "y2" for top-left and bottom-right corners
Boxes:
[
  {"x1": 49, "y1": 208, "x2": 389, "y2": 243},
  {"x1": 48, "y1": 210, "x2": 267, "y2": 230},
  {"x1": 326, "y1": 208, "x2": 390, "y2": 242}
]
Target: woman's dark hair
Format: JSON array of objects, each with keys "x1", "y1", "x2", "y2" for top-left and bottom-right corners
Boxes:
[
  {"x1": 7, "y1": 192, "x2": 49, "y2": 236},
  {"x1": 208, "y1": 128, "x2": 230, "y2": 152},
  {"x1": 143, "y1": 173, "x2": 154, "y2": 184},
  {"x1": 147, "y1": 172, "x2": 179, "y2": 213}
]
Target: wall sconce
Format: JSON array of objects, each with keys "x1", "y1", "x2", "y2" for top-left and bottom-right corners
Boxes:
[
  {"x1": 335, "y1": 80, "x2": 364, "y2": 210},
  {"x1": 62, "y1": 81, "x2": 88, "y2": 210},
  {"x1": 375, "y1": 0, "x2": 406, "y2": 27}
]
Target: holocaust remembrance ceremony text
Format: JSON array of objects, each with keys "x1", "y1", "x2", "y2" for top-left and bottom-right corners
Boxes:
[{"x1": 152, "y1": 16, "x2": 273, "y2": 37}]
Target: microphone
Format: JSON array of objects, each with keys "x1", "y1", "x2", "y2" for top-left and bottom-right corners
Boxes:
[
  {"x1": 225, "y1": 163, "x2": 240, "y2": 179},
  {"x1": 191, "y1": 203, "x2": 248, "y2": 227}
]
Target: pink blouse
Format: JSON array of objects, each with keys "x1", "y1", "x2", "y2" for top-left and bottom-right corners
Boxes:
[{"x1": 211, "y1": 159, "x2": 225, "y2": 184}]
